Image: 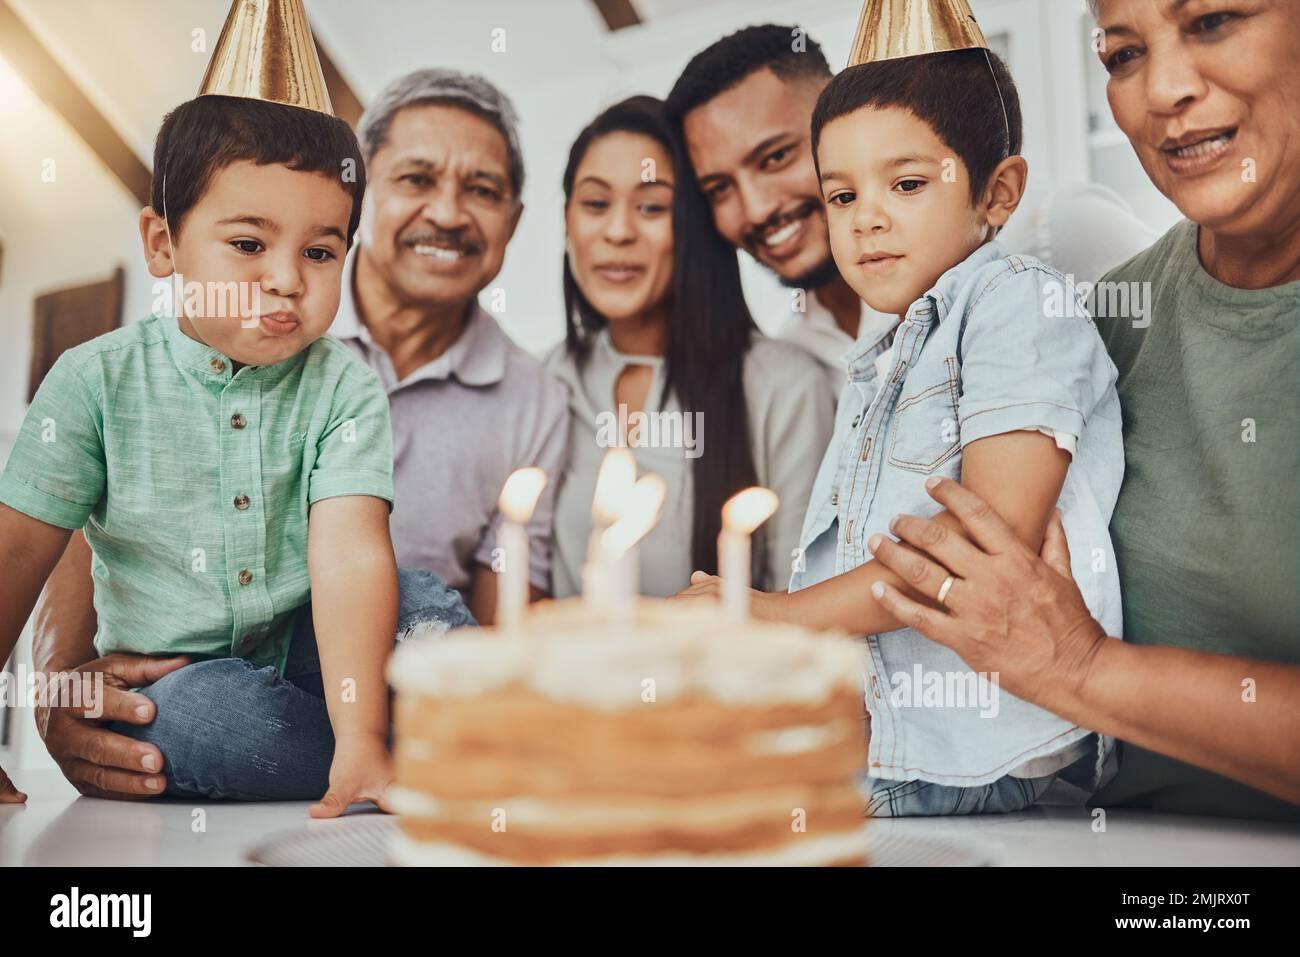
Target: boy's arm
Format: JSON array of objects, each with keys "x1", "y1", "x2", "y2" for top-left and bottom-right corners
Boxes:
[
  {"x1": 0, "y1": 503, "x2": 76, "y2": 664},
  {"x1": 871, "y1": 479, "x2": 1300, "y2": 804},
  {"x1": 31, "y1": 533, "x2": 98, "y2": 672},
  {"x1": 306, "y1": 494, "x2": 399, "y2": 818},
  {"x1": 0, "y1": 503, "x2": 76, "y2": 802},
  {"x1": 32, "y1": 531, "x2": 187, "y2": 799},
  {"x1": 695, "y1": 267, "x2": 1103, "y2": 635},
  {"x1": 762, "y1": 431, "x2": 1070, "y2": 634}
]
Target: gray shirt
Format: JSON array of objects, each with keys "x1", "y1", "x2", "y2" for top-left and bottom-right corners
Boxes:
[
  {"x1": 546, "y1": 329, "x2": 835, "y2": 599},
  {"x1": 331, "y1": 249, "x2": 568, "y2": 593}
]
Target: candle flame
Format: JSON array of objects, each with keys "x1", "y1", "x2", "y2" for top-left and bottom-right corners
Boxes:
[
  {"x1": 592, "y1": 448, "x2": 636, "y2": 526},
  {"x1": 498, "y1": 467, "x2": 548, "y2": 523},
  {"x1": 722, "y1": 486, "x2": 779, "y2": 534},
  {"x1": 601, "y1": 474, "x2": 666, "y2": 558}
]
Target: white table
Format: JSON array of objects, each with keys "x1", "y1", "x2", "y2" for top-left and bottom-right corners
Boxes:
[{"x1": 2, "y1": 770, "x2": 1297, "y2": 867}]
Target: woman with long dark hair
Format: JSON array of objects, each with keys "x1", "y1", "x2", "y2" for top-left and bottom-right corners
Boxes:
[{"x1": 546, "y1": 95, "x2": 834, "y2": 598}]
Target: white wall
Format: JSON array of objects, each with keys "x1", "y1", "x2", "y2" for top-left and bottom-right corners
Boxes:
[{"x1": 0, "y1": 60, "x2": 155, "y2": 443}]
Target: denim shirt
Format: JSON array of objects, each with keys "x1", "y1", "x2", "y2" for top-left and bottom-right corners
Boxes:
[{"x1": 791, "y1": 241, "x2": 1125, "y2": 789}]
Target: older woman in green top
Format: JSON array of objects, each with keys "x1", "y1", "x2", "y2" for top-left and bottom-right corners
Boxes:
[
  {"x1": 866, "y1": 0, "x2": 1299, "y2": 820},
  {"x1": 546, "y1": 96, "x2": 834, "y2": 598}
]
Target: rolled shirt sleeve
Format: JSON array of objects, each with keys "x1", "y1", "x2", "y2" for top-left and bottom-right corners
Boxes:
[
  {"x1": 307, "y1": 363, "x2": 395, "y2": 507},
  {"x1": 957, "y1": 266, "x2": 1118, "y2": 448},
  {"x1": 0, "y1": 350, "x2": 106, "y2": 529}
]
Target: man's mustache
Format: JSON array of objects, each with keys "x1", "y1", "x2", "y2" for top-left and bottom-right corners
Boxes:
[
  {"x1": 402, "y1": 229, "x2": 484, "y2": 256},
  {"x1": 741, "y1": 198, "x2": 821, "y2": 251}
]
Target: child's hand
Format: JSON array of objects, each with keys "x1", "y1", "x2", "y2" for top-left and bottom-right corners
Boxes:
[
  {"x1": 671, "y1": 571, "x2": 723, "y2": 603},
  {"x1": 0, "y1": 764, "x2": 27, "y2": 804},
  {"x1": 672, "y1": 573, "x2": 785, "y2": 622},
  {"x1": 309, "y1": 732, "x2": 393, "y2": 819}
]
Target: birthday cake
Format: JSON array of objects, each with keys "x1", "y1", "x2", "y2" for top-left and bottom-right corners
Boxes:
[{"x1": 386, "y1": 599, "x2": 869, "y2": 866}]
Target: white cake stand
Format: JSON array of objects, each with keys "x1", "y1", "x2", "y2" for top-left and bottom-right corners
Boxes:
[{"x1": 248, "y1": 816, "x2": 996, "y2": 867}]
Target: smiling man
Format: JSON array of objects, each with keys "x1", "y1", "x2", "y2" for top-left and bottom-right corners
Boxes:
[
  {"x1": 345, "y1": 70, "x2": 566, "y2": 619},
  {"x1": 666, "y1": 25, "x2": 896, "y2": 397},
  {"x1": 665, "y1": 24, "x2": 1160, "y2": 399}
]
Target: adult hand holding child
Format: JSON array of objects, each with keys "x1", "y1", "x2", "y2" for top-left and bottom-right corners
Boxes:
[
  {"x1": 35, "y1": 656, "x2": 189, "y2": 800},
  {"x1": 31, "y1": 531, "x2": 187, "y2": 799},
  {"x1": 869, "y1": 477, "x2": 1300, "y2": 807},
  {"x1": 867, "y1": 477, "x2": 1107, "y2": 712}
]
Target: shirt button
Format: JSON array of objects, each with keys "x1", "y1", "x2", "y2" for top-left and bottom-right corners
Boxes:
[
  {"x1": 831, "y1": 492, "x2": 839, "y2": 506},
  {"x1": 210, "y1": 358, "x2": 225, "y2": 374},
  {"x1": 851, "y1": 414, "x2": 862, "y2": 428},
  {"x1": 230, "y1": 413, "x2": 247, "y2": 429},
  {"x1": 233, "y1": 494, "x2": 250, "y2": 510},
  {"x1": 238, "y1": 569, "x2": 253, "y2": 586}
]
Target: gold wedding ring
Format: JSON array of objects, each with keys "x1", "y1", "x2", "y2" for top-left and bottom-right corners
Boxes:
[{"x1": 937, "y1": 575, "x2": 955, "y2": 606}]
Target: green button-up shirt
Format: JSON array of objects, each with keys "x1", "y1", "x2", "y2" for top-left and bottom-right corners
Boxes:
[{"x1": 0, "y1": 315, "x2": 393, "y2": 673}]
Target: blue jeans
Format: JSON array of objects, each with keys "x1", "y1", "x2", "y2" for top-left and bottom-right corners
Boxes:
[
  {"x1": 865, "y1": 773, "x2": 1054, "y2": 817},
  {"x1": 862, "y1": 735, "x2": 1101, "y2": 817},
  {"x1": 111, "y1": 568, "x2": 476, "y2": 801}
]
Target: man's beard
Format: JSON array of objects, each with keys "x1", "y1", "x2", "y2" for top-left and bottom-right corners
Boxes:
[
  {"x1": 740, "y1": 197, "x2": 841, "y2": 292},
  {"x1": 775, "y1": 253, "x2": 841, "y2": 291}
]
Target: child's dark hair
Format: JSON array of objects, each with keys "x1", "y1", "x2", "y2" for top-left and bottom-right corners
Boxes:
[
  {"x1": 810, "y1": 49, "x2": 1022, "y2": 203},
  {"x1": 150, "y1": 95, "x2": 366, "y2": 244},
  {"x1": 665, "y1": 23, "x2": 830, "y2": 124}
]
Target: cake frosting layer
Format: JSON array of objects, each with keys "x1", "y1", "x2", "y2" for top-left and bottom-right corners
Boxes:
[{"x1": 388, "y1": 599, "x2": 865, "y2": 710}]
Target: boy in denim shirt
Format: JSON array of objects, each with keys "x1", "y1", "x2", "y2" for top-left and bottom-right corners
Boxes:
[{"x1": 681, "y1": 50, "x2": 1123, "y2": 815}]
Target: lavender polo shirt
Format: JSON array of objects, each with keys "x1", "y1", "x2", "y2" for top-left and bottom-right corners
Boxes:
[{"x1": 329, "y1": 249, "x2": 568, "y2": 594}]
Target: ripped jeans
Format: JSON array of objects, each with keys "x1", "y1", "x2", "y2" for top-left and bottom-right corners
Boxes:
[{"x1": 111, "y1": 567, "x2": 476, "y2": 801}]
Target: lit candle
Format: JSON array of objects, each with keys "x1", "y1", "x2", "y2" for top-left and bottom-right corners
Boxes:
[
  {"x1": 582, "y1": 449, "x2": 636, "y2": 610},
  {"x1": 598, "y1": 474, "x2": 666, "y2": 621},
  {"x1": 591, "y1": 448, "x2": 636, "y2": 529},
  {"x1": 496, "y1": 467, "x2": 548, "y2": 630},
  {"x1": 719, "y1": 487, "x2": 779, "y2": 620}
]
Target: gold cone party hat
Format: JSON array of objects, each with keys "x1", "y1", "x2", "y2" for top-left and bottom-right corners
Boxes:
[
  {"x1": 198, "y1": 0, "x2": 334, "y2": 115},
  {"x1": 847, "y1": 0, "x2": 989, "y2": 66}
]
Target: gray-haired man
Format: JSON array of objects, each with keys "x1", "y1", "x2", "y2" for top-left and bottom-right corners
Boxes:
[
  {"x1": 30, "y1": 70, "x2": 567, "y2": 802},
  {"x1": 341, "y1": 70, "x2": 566, "y2": 619}
]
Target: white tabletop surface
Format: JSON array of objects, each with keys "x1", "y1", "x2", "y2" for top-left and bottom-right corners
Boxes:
[{"x1": 3, "y1": 770, "x2": 1297, "y2": 867}]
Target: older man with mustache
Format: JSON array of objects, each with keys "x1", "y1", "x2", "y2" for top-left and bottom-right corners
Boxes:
[
  {"x1": 21, "y1": 70, "x2": 566, "y2": 803},
  {"x1": 340, "y1": 71, "x2": 566, "y2": 619}
]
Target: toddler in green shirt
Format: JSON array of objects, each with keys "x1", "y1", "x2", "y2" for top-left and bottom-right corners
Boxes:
[{"x1": 0, "y1": 94, "x2": 469, "y2": 811}]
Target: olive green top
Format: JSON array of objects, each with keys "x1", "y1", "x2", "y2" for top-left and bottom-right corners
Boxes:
[{"x1": 1092, "y1": 220, "x2": 1299, "y2": 821}]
